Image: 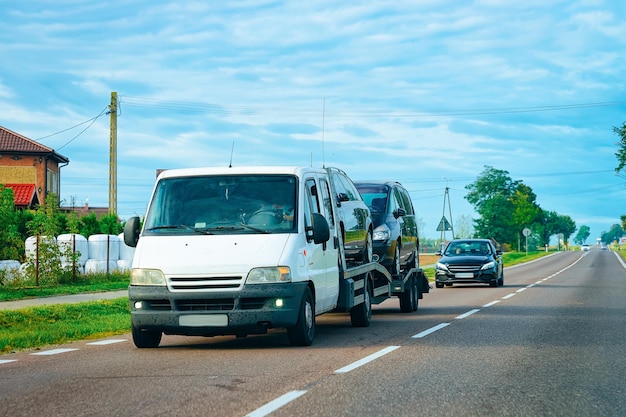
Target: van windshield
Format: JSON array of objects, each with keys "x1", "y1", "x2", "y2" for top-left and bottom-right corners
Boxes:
[{"x1": 143, "y1": 174, "x2": 297, "y2": 235}]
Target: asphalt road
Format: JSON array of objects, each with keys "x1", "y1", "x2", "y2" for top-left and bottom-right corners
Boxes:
[{"x1": 1, "y1": 248, "x2": 625, "y2": 416}]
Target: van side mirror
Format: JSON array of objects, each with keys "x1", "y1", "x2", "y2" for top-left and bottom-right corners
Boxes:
[
  {"x1": 124, "y1": 216, "x2": 141, "y2": 247},
  {"x1": 308, "y1": 213, "x2": 330, "y2": 244},
  {"x1": 393, "y1": 208, "x2": 406, "y2": 219},
  {"x1": 337, "y1": 193, "x2": 350, "y2": 204}
]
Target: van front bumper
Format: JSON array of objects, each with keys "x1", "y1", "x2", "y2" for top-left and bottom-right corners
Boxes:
[{"x1": 129, "y1": 282, "x2": 309, "y2": 337}]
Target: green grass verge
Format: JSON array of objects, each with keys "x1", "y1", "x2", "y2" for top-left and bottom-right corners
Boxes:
[{"x1": 0, "y1": 298, "x2": 130, "y2": 354}]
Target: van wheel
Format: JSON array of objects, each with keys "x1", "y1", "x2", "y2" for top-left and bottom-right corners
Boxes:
[
  {"x1": 132, "y1": 324, "x2": 162, "y2": 348},
  {"x1": 350, "y1": 275, "x2": 372, "y2": 327},
  {"x1": 288, "y1": 287, "x2": 315, "y2": 346}
]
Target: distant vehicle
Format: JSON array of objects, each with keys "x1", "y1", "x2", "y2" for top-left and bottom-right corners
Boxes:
[
  {"x1": 435, "y1": 239, "x2": 503, "y2": 288},
  {"x1": 581, "y1": 244, "x2": 590, "y2": 251},
  {"x1": 354, "y1": 180, "x2": 419, "y2": 275},
  {"x1": 601, "y1": 244, "x2": 608, "y2": 251}
]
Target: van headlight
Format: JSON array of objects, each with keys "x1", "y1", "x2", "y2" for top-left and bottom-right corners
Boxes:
[
  {"x1": 130, "y1": 268, "x2": 166, "y2": 285},
  {"x1": 247, "y1": 266, "x2": 292, "y2": 284}
]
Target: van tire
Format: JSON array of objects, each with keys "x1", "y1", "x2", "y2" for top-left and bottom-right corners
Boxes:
[
  {"x1": 132, "y1": 324, "x2": 162, "y2": 348},
  {"x1": 288, "y1": 287, "x2": 315, "y2": 346}
]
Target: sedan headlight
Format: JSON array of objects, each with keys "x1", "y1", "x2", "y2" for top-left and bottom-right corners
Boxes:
[
  {"x1": 131, "y1": 268, "x2": 166, "y2": 286},
  {"x1": 373, "y1": 224, "x2": 391, "y2": 241},
  {"x1": 480, "y1": 261, "x2": 496, "y2": 271},
  {"x1": 435, "y1": 262, "x2": 450, "y2": 273},
  {"x1": 247, "y1": 266, "x2": 292, "y2": 284}
]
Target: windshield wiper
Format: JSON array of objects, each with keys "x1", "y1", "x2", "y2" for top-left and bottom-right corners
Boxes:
[
  {"x1": 206, "y1": 224, "x2": 270, "y2": 234},
  {"x1": 146, "y1": 225, "x2": 213, "y2": 235}
]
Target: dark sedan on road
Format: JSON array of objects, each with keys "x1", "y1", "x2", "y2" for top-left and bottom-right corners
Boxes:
[{"x1": 435, "y1": 239, "x2": 503, "y2": 288}]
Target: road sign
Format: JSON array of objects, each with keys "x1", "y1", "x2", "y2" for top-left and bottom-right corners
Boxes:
[
  {"x1": 437, "y1": 216, "x2": 452, "y2": 231},
  {"x1": 522, "y1": 228, "x2": 531, "y2": 237}
]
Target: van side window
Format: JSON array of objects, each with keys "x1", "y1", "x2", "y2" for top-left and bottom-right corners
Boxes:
[
  {"x1": 319, "y1": 179, "x2": 335, "y2": 226},
  {"x1": 305, "y1": 178, "x2": 320, "y2": 214},
  {"x1": 333, "y1": 172, "x2": 359, "y2": 201}
]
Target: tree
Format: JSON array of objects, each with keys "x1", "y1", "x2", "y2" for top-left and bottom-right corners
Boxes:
[
  {"x1": 556, "y1": 215, "x2": 577, "y2": 247},
  {"x1": 0, "y1": 186, "x2": 24, "y2": 260},
  {"x1": 99, "y1": 214, "x2": 123, "y2": 235},
  {"x1": 465, "y1": 166, "x2": 522, "y2": 246},
  {"x1": 614, "y1": 122, "x2": 626, "y2": 173},
  {"x1": 455, "y1": 214, "x2": 475, "y2": 238},
  {"x1": 601, "y1": 224, "x2": 623, "y2": 245},
  {"x1": 574, "y1": 225, "x2": 591, "y2": 245}
]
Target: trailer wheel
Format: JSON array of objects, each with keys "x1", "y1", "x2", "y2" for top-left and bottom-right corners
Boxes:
[
  {"x1": 350, "y1": 275, "x2": 372, "y2": 327},
  {"x1": 288, "y1": 287, "x2": 315, "y2": 346},
  {"x1": 411, "y1": 278, "x2": 419, "y2": 311},
  {"x1": 399, "y1": 276, "x2": 417, "y2": 313},
  {"x1": 132, "y1": 324, "x2": 162, "y2": 348}
]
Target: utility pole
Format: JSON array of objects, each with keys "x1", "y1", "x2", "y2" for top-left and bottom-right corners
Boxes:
[
  {"x1": 108, "y1": 91, "x2": 118, "y2": 216},
  {"x1": 437, "y1": 178, "x2": 455, "y2": 243}
]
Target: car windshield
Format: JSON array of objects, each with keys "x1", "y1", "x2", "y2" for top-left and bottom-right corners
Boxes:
[
  {"x1": 444, "y1": 241, "x2": 491, "y2": 256},
  {"x1": 357, "y1": 184, "x2": 389, "y2": 214},
  {"x1": 143, "y1": 174, "x2": 297, "y2": 235}
]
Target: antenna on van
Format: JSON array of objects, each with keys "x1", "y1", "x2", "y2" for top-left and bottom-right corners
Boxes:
[
  {"x1": 322, "y1": 98, "x2": 326, "y2": 168},
  {"x1": 228, "y1": 141, "x2": 235, "y2": 168}
]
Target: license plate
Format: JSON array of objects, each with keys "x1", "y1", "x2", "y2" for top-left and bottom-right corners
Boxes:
[
  {"x1": 455, "y1": 272, "x2": 474, "y2": 279},
  {"x1": 179, "y1": 314, "x2": 228, "y2": 327}
]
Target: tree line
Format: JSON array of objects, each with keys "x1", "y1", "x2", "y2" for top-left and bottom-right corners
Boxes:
[{"x1": 464, "y1": 165, "x2": 583, "y2": 250}]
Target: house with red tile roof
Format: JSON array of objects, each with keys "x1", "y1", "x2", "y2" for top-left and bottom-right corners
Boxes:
[{"x1": 0, "y1": 126, "x2": 69, "y2": 208}]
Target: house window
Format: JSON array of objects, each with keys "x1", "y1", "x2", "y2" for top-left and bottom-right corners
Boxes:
[{"x1": 47, "y1": 168, "x2": 59, "y2": 195}]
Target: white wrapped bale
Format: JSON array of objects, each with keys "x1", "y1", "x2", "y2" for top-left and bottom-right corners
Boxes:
[
  {"x1": 88, "y1": 234, "x2": 120, "y2": 261},
  {"x1": 25, "y1": 236, "x2": 57, "y2": 260},
  {"x1": 117, "y1": 232, "x2": 135, "y2": 262},
  {"x1": 57, "y1": 233, "x2": 89, "y2": 266},
  {"x1": 84, "y1": 259, "x2": 118, "y2": 274}
]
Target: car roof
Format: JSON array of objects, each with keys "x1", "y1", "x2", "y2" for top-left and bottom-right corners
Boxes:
[{"x1": 354, "y1": 180, "x2": 405, "y2": 188}]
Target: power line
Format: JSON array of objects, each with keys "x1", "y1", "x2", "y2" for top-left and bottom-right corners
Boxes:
[
  {"x1": 119, "y1": 95, "x2": 626, "y2": 119},
  {"x1": 36, "y1": 107, "x2": 109, "y2": 145}
]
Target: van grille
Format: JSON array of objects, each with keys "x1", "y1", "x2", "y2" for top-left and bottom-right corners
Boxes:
[
  {"x1": 167, "y1": 275, "x2": 243, "y2": 291},
  {"x1": 176, "y1": 299, "x2": 235, "y2": 311}
]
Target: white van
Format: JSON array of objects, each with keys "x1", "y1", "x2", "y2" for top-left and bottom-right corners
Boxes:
[{"x1": 124, "y1": 166, "x2": 377, "y2": 347}]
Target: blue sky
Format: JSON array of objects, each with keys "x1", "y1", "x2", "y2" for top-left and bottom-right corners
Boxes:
[{"x1": 2, "y1": 1, "x2": 625, "y2": 243}]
